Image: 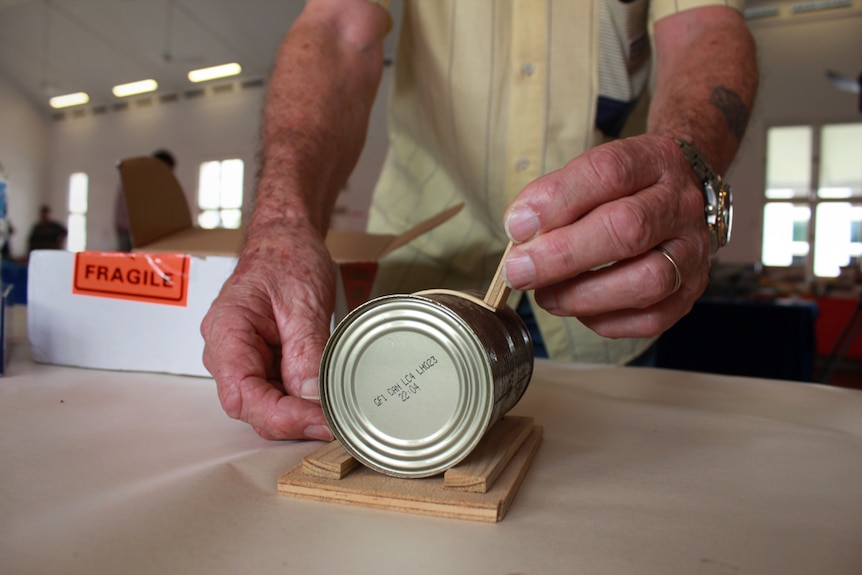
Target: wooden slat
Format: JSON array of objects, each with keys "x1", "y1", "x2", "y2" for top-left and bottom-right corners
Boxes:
[
  {"x1": 278, "y1": 424, "x2": 543, "y2": 523},
  {"x1": 443, "y1": 416, "x2": 534, "y2": 493},
  {"x1": 483, "y1": 241, "x2": 513, "y2": 310},
  {"x1": 301, "y1": 440, "x2": 359, "y2": 479}
]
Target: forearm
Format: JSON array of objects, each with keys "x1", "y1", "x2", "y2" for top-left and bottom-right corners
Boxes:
[
  {"x1": 249, "y1": 0, "x2": 389, "y2": 239},
  {"x1": 647, "y1": 6, "x2": 758, "y2": 172}
]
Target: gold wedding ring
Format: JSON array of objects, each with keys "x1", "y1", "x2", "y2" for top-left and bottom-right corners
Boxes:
[{"x1": 655, "y1": 246, "x2": 681, "y2": 295}]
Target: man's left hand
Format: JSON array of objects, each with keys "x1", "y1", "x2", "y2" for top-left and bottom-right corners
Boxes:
[{"x1": 502, "y1": 134, "x2": 710, "y2": 338}]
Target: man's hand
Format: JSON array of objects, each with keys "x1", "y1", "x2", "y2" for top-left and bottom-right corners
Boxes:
[
  {"x1": 501, "y1": 4, "x2": 756, "y2": 341},
  {"x1": 200, "y1": 222, "x2": 335, "y2": 441},
  {"x1": 200, "y1": 0, "x2": 389, "y2": 440},
  {"x1": 502, "y1": 134, "x2": 709, "y2": 338}
]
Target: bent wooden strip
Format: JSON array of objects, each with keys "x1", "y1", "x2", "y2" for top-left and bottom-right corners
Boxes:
[
  {"x1": 302, "y1": 440, "x2": 359, "y2": 479},
  {"x1": 483, "y1": 241, "x2": 513, "y2": 310},
  {"x1": 443, "y1": 416, "x2": 534, "y2": 493}
]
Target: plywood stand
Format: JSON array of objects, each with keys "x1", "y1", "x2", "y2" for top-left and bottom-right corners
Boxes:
[{"x1": 278, "y1": 416, "x2": 542, "y2": 522}]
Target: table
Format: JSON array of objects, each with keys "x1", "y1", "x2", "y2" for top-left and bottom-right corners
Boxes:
[{"x1": 3, "y1": 325, "x2": 862, "y2": 574}]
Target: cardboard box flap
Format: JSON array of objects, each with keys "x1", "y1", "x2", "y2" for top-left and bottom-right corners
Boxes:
[
  {"x1": 325, "y1": 204, "x2": 463, "y2": 262},
  {"x1": 134, "y1": 227, "x2": 244, "y2": 257},
  {"x1": 118, "y1": 156, "x2": 193, "y2": 248},
  {"x1": 325, "y1": 231, "x2": 398, "y2": 263},
  {"x1": 380, "y1": 204, "x2": 463, "y2": 257}
]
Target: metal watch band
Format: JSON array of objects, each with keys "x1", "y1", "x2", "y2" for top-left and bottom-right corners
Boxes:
[{"x1": 674, "y1": 138, "x2": 732, "y2": 253}]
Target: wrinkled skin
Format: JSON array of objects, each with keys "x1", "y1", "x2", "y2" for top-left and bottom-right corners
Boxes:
[
  {"x1": 503, "y1": 134, "x2": 711, "y2": 339},
  {"x1": 201, "y1": 221, "x2": 335, "y2": 441}
]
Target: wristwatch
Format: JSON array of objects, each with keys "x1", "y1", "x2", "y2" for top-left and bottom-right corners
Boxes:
[{"x1": 675, "y1": 139, "x2": 733, "y2": 254}]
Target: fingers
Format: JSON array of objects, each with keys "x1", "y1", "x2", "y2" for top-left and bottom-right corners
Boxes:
[
  {"x1": 532, "y1": 241, "x2": 709, "y2": 338},
  {"x1": 577, "y1": 293, "x2": 692, "y2": 340},
  {"x1": 654, "y1": 246, "x2": 681, "y2": 295},
  {"x1": 200, "y1": 227, "x2": 337, "y2": 441},
  {"x1": 200, "y1": 306, "x2": 326, "y2": 441},
  {"x1": 201, "y1": 296, "x2": 282, "y2": 406},
  {"x1": 271, "y1": 287, "x2": 333, "y2": 403},
  {"x1": 503, "y1": 193, "x2": 673, "y2": 288},
  {"x1": 502, "y1": 135, "x2": 707, "y2": 292},
  {"x1": 504, "y1": 135, "x2": 681, "y2": 244},
  {"x1": 575, "y1": 244, "x2": 704, "y2": 338},
  {"x1": 202, "y1": 300, "x2": 334, "y2": 441},
  {"x1": 231, "y1": 375, "x2": 331, "y2": 441},
  {"x1": 499, "y1": 134, "x2": 715, "y2": 339}
]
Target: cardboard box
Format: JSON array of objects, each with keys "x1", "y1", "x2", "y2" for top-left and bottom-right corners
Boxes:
[{"x1": 27, "y1": 156, "x2": 463, "y2": 377}]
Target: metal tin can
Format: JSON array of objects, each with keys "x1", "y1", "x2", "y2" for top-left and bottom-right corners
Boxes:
[{"x1": 319, "y1": 291, "x2": 534, "y2": 478}]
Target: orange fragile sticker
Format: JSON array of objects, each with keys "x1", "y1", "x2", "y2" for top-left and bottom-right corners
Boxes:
[{"x1": 73, "y1": 252, "x2": 191, "y2": 307}]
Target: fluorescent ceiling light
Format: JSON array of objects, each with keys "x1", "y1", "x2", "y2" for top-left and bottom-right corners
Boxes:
[
  {"x1": 188, "y1": 62, "x2": 242, "y2": 83},
  {"x1": 744, "y1": 6, "x2": 780, "y2": 19},
  {"x1": 112, "y1": 79, "x2": 158, "y2": 98},
  {"x1": 49, "y1": 92, "x2": 90, "y2": 109},
  {"x1": 791, "y1": 0, "x2": 851, "y2": 13}
]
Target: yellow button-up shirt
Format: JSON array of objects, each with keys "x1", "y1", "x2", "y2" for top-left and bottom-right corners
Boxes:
[{"x1": 366, "y1": 0, "x2": 743, "y2": 364}]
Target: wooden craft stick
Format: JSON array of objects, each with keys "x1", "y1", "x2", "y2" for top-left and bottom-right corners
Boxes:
[
  {"x1": 278, "y1": 423, "x2": 544, "y2": 523},
  {"x1": 443, "y1": 416, "x2": 534, "y2": 493},
  {"x1": 483, "y1": 241, "x2": 513, "y2": 310},
  {"x1": 302, "y1": 440, "x2": 359, "y2": 479}
]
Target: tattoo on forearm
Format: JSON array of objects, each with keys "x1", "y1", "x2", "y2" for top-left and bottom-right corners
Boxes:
[{"x1": 711, "y1": 86, "x2": 750, "y2": 141}]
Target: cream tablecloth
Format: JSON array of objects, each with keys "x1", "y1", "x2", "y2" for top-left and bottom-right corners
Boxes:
[{"x1": 2, "y1": 327, "x2": 862, "y2": 574}]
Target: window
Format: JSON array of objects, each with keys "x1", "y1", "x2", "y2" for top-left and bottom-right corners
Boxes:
[
  {"x1": 197, "y1": 159, "x2": 244, "y2": 229},
  {"x1": 67, "y1": 172, "x2": 88, "y2": 252},
  {"x1": 762, "y1": 123, "x2": 862, "y2": 278}
]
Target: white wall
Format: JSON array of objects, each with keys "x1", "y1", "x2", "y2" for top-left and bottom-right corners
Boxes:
[
  {"x1": 723, "y1": 8, "x2": 862, "y2": 265},
  {"x1": 0, "y1": 72, "x2": 50, "y2": 258}
]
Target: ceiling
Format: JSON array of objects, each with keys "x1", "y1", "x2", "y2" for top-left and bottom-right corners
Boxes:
[
  {"x1": 0, "y1": 0, "x2": 819, "y2": 118},
  {"x1": 0, "y1": 0, "x2": 309, "y2": 115}
]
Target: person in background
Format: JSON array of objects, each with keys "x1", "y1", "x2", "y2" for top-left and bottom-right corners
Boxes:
[
  {"x1": 27, "y1": 205, "x2": 67, "y2": 253},
  {"x1": 114, "y1": 149, "x2": 176, "y2": 251},
  {"x1": 0, "y1": 164, "x2": 13, "y2": 260},
  {"x1": 201, "y1": 0, "x2": 758, "y2": 440},
  {"x1": 0, "y1": 219, "x2": 14, "y2": 261}
]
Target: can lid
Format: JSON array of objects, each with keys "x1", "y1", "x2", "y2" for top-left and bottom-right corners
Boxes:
[{"x1": 319, "y1": 294, "x2": 494, "y2": 478}]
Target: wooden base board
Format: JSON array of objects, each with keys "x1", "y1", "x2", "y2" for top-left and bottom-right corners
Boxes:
[{"x1": 278, "y1": 417, "x2": 543, "y2": 522}]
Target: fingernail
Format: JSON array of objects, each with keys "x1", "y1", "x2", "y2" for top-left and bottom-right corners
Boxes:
[
  {"x1": 505, "y1": 207, "x2": 539, "y2": 242},
  {"x1": 305, "y1": 424, "x2": 334, "y2": 442},
  {"x1": 503, "y1": 253, "x2": 536, "y2": 288},
  {"x1": 299, "y1": 378, "x2": 320, "y2": 401}
]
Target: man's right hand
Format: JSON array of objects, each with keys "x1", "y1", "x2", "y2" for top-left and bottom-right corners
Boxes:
[
  {"x1": 200, "y1": 221, "x2": 335, "y2": 441},
  {"x1": 200, "y1": 0, "x2": 389, "y2": 440}
]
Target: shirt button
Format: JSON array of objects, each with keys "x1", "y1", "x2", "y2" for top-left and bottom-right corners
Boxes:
[
  {"x1": 521, "y1": 62, "x2": 535, "y2": 76},
  {"x1": 515, "y1": 158, "x2": 530, "y2": 171}
]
